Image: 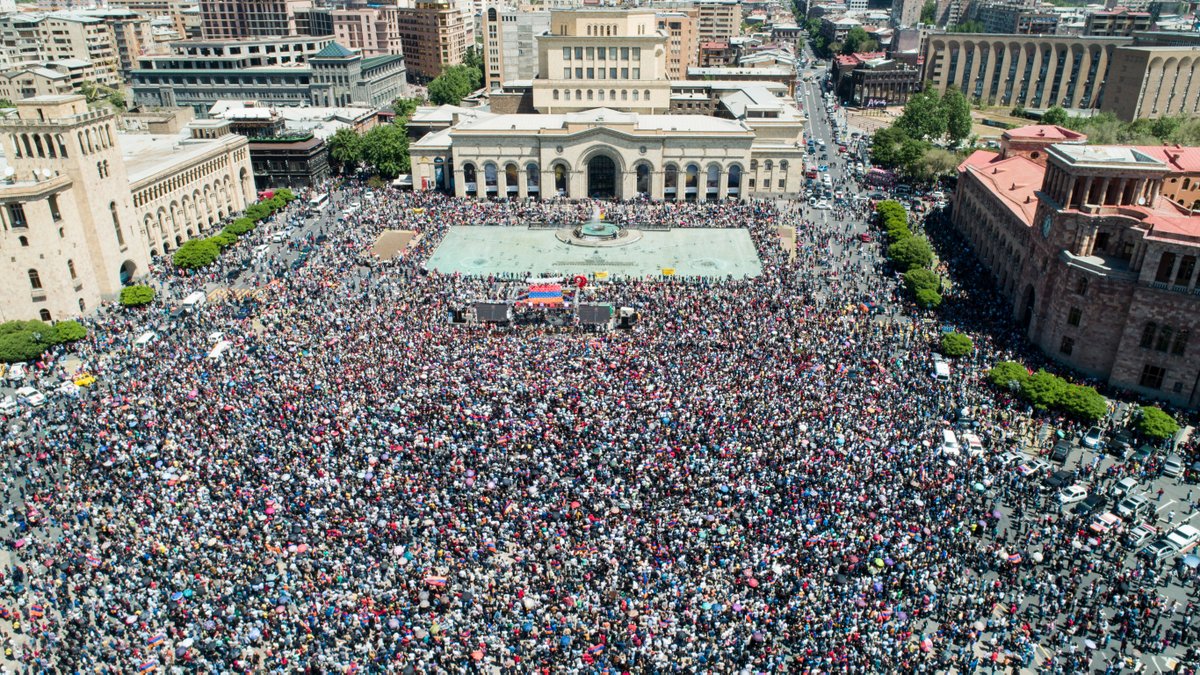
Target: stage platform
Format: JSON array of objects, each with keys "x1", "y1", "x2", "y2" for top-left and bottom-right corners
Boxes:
[{"x1": 426, "y1": 226, "x2": 763, "y2": 279}]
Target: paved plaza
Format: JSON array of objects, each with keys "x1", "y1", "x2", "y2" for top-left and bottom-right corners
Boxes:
[{"x1": 425, "y1": 225, "x2": 763, "y2": 278}]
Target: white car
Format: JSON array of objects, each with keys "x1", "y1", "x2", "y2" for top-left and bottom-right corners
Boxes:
[
  {"x1": 57, "y1": 380, "x2": 81, "y2": 398},
  {"x1": 0, "y1": 396, "x2": 17, "y2": 414},
  {"x1": 1057, "y1": 485, "x2": 1088, "y2": 506},
  {"x1": 1162, "y1": 454, "x2": 1185, "y2": 478},
  {"x1": 1081, "y1": 426, "x2": 1105, "y2": 449},
  {"x1": 207, "y1": 331, "x2": 226, "y2": 343},
  {"x1": 1165, "y1": 524, "x2": 1200, "y2": 553},
  {"x1": 15, "y1": 386, "x2": 46, "y2": 407},
  {"x1": 6, "y1": 361, "x2": 27, "y2": 382},
  {"x1": 814, "y1": 200, "x2": 831, "y2": 210}
]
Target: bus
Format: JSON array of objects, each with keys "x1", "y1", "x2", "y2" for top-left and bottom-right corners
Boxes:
[{"x1": 309, "y1": 193, "x2": 330, "y2": 212}]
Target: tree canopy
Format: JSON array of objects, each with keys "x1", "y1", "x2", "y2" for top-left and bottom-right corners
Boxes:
[
  {"x1": 363, "y1": 123, "x2": 411, "y2": 179},
  {"x1": 429, "y1": 64, "x2": 481, "y2": 106},
  {"x1": 841, "y1": 27, "x2": 878, "y2": 55},
  {"x1": 887, "y1": 235, "x2": 934, "y2": 271},
  {"x1": 328, "y1": 127, "x2": 364, "y2": 174},
  {"x1": 1040, "y1": 106, "x2": 1069, "y2": 126},
  {"x1": 1135, "y1": 406, "x2": 1179, "y2": 441}
]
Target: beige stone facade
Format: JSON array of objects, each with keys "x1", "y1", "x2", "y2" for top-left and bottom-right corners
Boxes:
[
  {"x1": 409, "y1": 108, "x2": 806, "y2": 201},
  {"x1": 922, "y1": 33, "x2": 1130, "y2": 109},
  {"x1": 657, "y1": 10, "x2": 699, "y2": 81},
  {"x1": 953, "y1": 126, "x2": 1200, "y2": 408},
  {"x1": 1100, "y1": 46, "x2": 1200, "y2": 121},
  {"x1": 533, "y1": 10, "x2": 673, "y2": 115},
  {"x1": 395, "y1": 0, "x2": 474, "y2": 80},
  {"x1": 0, "y1": 96, "x2": 254, "y2": 322}
]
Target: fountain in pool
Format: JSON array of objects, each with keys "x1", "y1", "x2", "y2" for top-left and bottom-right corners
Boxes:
[{"x1": 554, "y1": 206, "x2": 642, "y2": 247}]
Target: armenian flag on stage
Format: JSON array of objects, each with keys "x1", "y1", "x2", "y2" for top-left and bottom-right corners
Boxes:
[{"x1": 520, "y1": 283, "x2": 564, "y2": 306}]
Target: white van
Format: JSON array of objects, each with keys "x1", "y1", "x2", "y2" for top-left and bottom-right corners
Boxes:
[
  {"x1": 182, "y1": 291, "x2": 207, "y2": 309},
  {"x1": 933, "y1": 361, "x2": 951, "y2": 383},
  {"x1": 134, "y1": 331, "x2": 157, "y2": 347},
  {"x1": 207, "y1": 340, "x2": 232, "y2": 361},
  {"x1": 941, "y1": 429, "x2": 960, "y2": 455},
  {"x1": 962, "y1": 432, "x2": 984, "y2": 457}
]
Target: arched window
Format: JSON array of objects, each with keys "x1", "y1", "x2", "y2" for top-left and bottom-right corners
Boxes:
[
  {"x1": 750, "y1": 159, "x2": 758, "y2": 170},
  {"x1": 765, "y1": 160, "x2": 773, "y2": 171},
  {"x1": 1184, "y1": 177, "x2": 1191, "y2": 190},
  {"x1": 636, "y1": 163, "x2": 651, "y2": 194},
  {"x1": 664, "y1": 164, "x2": 678, "y2": 194},
  {"x1": 78, "y1": 298, "x2": 85, "y2": 312},
  {"x1": 706, "y1": 165, "x2": 720, "y2": 193},
  {"x1": 587, "y1": 90, "x2": 594, "y2": 100},
  {"x1": 1140, "y1": 322, "x2": 1157, "y2": 349},
  {"x1": 564, "y1": 90, "x2": 571, "y2": 100},
  {"x1": 727, "y1": 165, "x2": 742, "y2": 193},
  {"x1": 553, "y1": 89, "x2": 559, "y2": 100},
  {"x1": 505, "y1": 163, "x2": 519, "y2": 194},
  {"x1": 67, "y1": 259, "x2": 76, "y2": 279},
  {"x1": 598, "y1": 90, "x2": 605, "y2": 101},
  {"x1": 28, "y1": 268, "x2": 42, "y2": 289},
  {"x1": 780, "y1": 160, "x2": 789, "y2": 171},
  {"x1": 644, "y1": 90, "x2": 650, "y2": 100},
  {"x1": 18, "y1": 236, "x2": 28, "y2": 247},
  {"x1": 1075, "y1": 277, "x2": 1088, "y2": 295},
  {"x1": 110, "y1": 201, "x2": 124, "y2": 246},
  {"x1": 576, "y1": 89, "x2": 582, "y2": 100},
  {"x1": 609, "y1": 89, "x2": 616, "y2": 100},
  {"x1": 553, "y1": 164, "x2": 568, "y2": 195},
  {"x1": 463, "y1": 163, "x2": 477, "y2": 196},
  {"x1": 632, "y1": 90, "x2": 639, "y2": 101},
  {"x1": 483, "y1": 163, "x2": 498, "y2": 193},
  {"x1": 39, "y1": 309, "x2": 51, "y2": 321},
  {"x1": 526, "y1": 162, "x2": 540, "y2": 193},
  {"x1": 685, "y1": 164, "x2": 699, "y2": 189}
]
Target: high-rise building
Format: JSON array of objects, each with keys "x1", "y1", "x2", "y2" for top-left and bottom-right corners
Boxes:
[
  {"x1": 332, "y1": 6, "x2": 404, "y2": 58},
  {"x1": 1084, "y1": 7, "x2": 1154, "y2": 36},
  {"x1": 106, "y1": 0, "x2": 192, "y2": 39},
  {"x1": 649, "y1": 0, "x2": 740, "y2": 43},
  {"x1": 891, "y1": 0, "x2": 924, "y2": 28},
  {"x1": 532, "y1": 9, "x2": 672, "y2": 114},
  {"x1": 0, "y1": 13, "x2": 123, "y2": 86},
  {"x1": 198, "y1": 0, "x2": 312, "y2": 39},
  {"x1": 482, "y1": 4, "x2": 552, "y2": 89},
  {"x1": 971, "y1": 2, "x2": 1060, "y2": 34},
  {"x1": 394, "y1": 0, "x2": 474, "y2": 80},
  {"x1": 657, "y1": 9, "x2": 698, "y2": 80}
]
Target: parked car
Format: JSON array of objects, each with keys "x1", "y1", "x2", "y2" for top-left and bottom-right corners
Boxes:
[
  {"x1": 1126, "y1": 523, "x2": 1157, "y2": 548},
  {"x1": 0, "y1": 396, "x2": 17, "y2": 414},
  {"x1": 1057, "y1": 485, "x2": 1088, "y2": 506},
  {"x1": 1162, "y1": 454, "x2": 1185, "y2": 478},
  {"x1": 1074, "y1": 493, "x2": 1107, "y2": 515},
  {"x1": 1131, "y1": 444, "x2": 1155, "y2": 464},
  {"x1": 1165, "y1": 524, "x2": 1200, "y2": 554},
  {"x1": 1116, "y1": 493, "x2": 1151, "y2": 520},
  {"x1": 1017, "y1": 458, "x2": 1050, "y2": 477},
  {"x1": 1082, "y1": 426, "x2": 1105, "y2": 449},
  {"x1": 1113, "y1": 476, "x2": 1140, "y2": 498},
  {"x1": 15, "y1": 386, "x2": 46, "y2": 407},
  {"x1": 1089, "y1": 512, "x2": 1122, "y2": 536},
  {"x1": 1144, "y1": 538, "x2": 1178, "y2": 561},
  {"x1": 1109, "y1": 428, "x2": 1135, "y2": 458},
  {"x1": 6, "y1": 362, "x2": 27, "y2": 382},
  {"x1": 1044, "y1": 469, "x2": 1073, "y2": 489},
  {"x1": 1050, "y1": 441, "x2": 1071, "y2": 464}
]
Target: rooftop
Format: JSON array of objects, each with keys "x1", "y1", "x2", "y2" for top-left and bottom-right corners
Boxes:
[
  {"x1": 1003, "y1": 124, "x2": 1086, "y2": 142},
  {"x1": 1133, "y1": 145, "x2": 1200, "y2": 173},
  {"x1": 1049, "y1": 144, "x2": 1167, "y2": 168},
  {"x1": 959, "y1": 149, "x2": 1043, "y2": 226},
  {"x1": 454, "y1": 108, "x2": 752, "y2": 134},
  {"x1": 120, "y1": 130, "x2": 243, "y2": 185}
]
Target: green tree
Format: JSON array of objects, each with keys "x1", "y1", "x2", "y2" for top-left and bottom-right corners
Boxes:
[
  {"x1": 428, "y1": 66, "x2": 473, "y2": 106},
  {"x1": 274, "y1": 187, "x2": 297, "y2": 202},
  {"x1": 887, "y1": 236, "x2": 934, "y2": 271},
  {"x1": 391, "y1": 96, "x2": 421, "y2": 121},
  {"x1": 1059, "y1": 385, "x2": 1107, "y2": 422},
  {"x1": 462, "y1": 46, "x2": 483, "y2": 79},
  {"x1": 224, "y1": 218, "x2": 256, "y2": 236},
  {"x1": 173, "y1": 239, "x2": 220, "y2": 269},
  {"x1": 920, "y1": 0, "x2": 937, "y2": 23},
  {"x1": 869, "y1": 125, "x2": 907, "y2": 168},
  {"x1": 988, "y1": 361, "x2": 1029, "y2": 391},
  {"x1": 0, "y1": 98, "x2": 14, "y2": 108},
  {"x1": 1010, "y1": 105, "x2": 1027, "y2": 118},
  {"x1": 897, "y1": 137, "x2": 932, "y2": 178},
  {"x1": 915, "y1": 147, "x2": 961, "y2": 182},
  {"x1": 896, "y1": 88, "x2": 948, "y2": 141},
  {"x1": 1135, "y1": 406, "x2": 1179, "y2": 441},
  {"x1": 1021, "y1": 369, "x2": 1067, "y2": 410},
  {"x1": 0, "y1": 330, "x2": 46, "y2": 363},
  {"x1": 903, "y1": 268, "x2": 941, "y2": 293},
  {"x1": 841, "y1": 27, "x2": 878, "y2": 55},
  {"x1": 209, "y1": 232, "x2": 238, "y2": 250},
  {"x1": 939, "y1": 332, "x2": 974, "y2": 357},
  {"x1": 119, "y1": 284, "x2": 156, "y2": 307},
  {"x1": 948, "y1": 20, "x2": 984, "y2": 32},
  {"x1": 913, "y1": 287, "x2": 943, "y2": 308},
  {"x1": 49, "y1": 320, "x2": 87, "y2": 344},
  {"x1": 362, "y1": 123, "x2": 411, "y2": 179},
  {"x1": 942, "y1": 88, "x2": 972, "y2": 146},
  {"x1": 328, "y1": 127, "x2": 364, "y2": 175},
  {"x1": 1040, "y1": 106, "x2": 1069, "y2": 126}
]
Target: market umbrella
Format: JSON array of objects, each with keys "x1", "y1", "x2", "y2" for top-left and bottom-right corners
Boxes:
[{"x1": 1182, "y1": 554, "x2": 1200, "y2": 569}]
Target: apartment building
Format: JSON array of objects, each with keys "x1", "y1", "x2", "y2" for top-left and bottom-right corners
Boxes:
[
  {"x1": 657, "y1": 9, "x2": 699, "y2": 80},
  {"x1": 198, "y1": 0, "x2": 311, "y2": 39},
  {"x1": 394, "y1": 0, "x2": 474, "y2": 80},
  {"x1": 482, "y1": 4, "x2": 552, "y2": 89},
  {"x1": 1084, "y1": 8, "x2": 1153, "y2": 36}
]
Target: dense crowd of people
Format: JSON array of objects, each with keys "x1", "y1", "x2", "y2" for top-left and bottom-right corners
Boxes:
[{"x1": 0, "y1": 173, "x2": 1196, "y2": 674}]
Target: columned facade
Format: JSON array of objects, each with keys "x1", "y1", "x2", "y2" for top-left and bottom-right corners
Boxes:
[{"x1": 411, "y1": 109, "x2": 802, "y2": 202}]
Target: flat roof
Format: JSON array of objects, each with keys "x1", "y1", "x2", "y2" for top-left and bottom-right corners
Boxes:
[
  {"x1": 454, "y1": 108, "x2": 752, "y2": 134},
  {"x1": 120, "y1": 132, "x2": 239, "y2": 185},
  {"x1": 1049, "y1": 144, "x2": 1167, "y2": 168}
]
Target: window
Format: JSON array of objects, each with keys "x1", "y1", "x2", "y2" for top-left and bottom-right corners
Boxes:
[
  {"x1": 1059, "y1": 336, "x2": 1074, "y2": 355},
  {"x1": 632, "y1": 68, "x2": 640, "y2": 79},
  {"x1": 1155, "y1": 326, "x2": 1173, "y2": 352},
  {"x1": 553, "y1": 89, "x2": 559, "y2": 100},
  {"x1": 609, "y1": 48, "x2": 617, "y2": 59},
  {"x1": 67, "y1": 259, "x2": 76, "y2": 279},
  {"x1": 587, "y1": 68, "x2": 594, "y2": 78},
  {"x1": 574, "y1": 47, "x2": 583, "y2": 59},
  {"x1": 1139, "y1": 364, "x2": 1165, "y2": 389},
  {"x1": 28, "y1": 268, "x2": 42, "y2": 290},
  {"x1": 8, "y1": 203, "x2": 27, "y2": 228},
  {"x1": 39, "y1": 309, "x2": 50, "y2": 321},
  {"x1": 1075, "y1": 277, "x2": 1088, "y2": 295},
  {"x1": 621, "y1": 68, "x2": 628, "y2": 78},
  {"x1": 621, "y1": 47, "x2": 629, "y2": 59},
  {"x1": 586, "y1": 47, "x2": 593, "y2": 58},
  {"x1": 564, "y1": 89, "x2": 571, "y2": 100},
  {"x1": 1067, "y1": 307, "x2": 1081, "y2": 326},
  {"x1": 632, "y1": 47, "x2": 641, "y2": 59},
  {"x1": 610, "y1": 68, "x2": 617, "y2": 79},
  {"x1": 110, "y1": 201, "x2": 124, "y2": 247},
  {"x1": 48, "y1": 195, "x2": 61, "y2": 221},
  {"x1": 779, "y1": 179, "x2": 786, "y2": 189},
  {"x1": 564, "y1": 68, "x2": 571, "y2": 79},
  {"x1": 1140, "y1": 322, "x2": 1157, "y2": 349},
  {"x1": 1172, "y1": 329, "x2": 1189, "y2": 356},
  {"x1": 575, "y1": 68, "x2": 583, "y2": 79},
  {"x1": 18, "y1": 235, "x2": 28, "y2": 247}
]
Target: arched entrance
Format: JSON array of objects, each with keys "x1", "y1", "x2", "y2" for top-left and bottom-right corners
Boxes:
[
  {"x1": 587, "y1": 155, "x2": 617, "y2": 200},
  {"x1": 120, "y1": 260, "x2": 137, "y2": 285}
]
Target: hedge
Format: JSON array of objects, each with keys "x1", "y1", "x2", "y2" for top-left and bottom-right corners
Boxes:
[
  {"x1": 120, "y1": 284, "x2": 156, "y2": 307},
  {"x1": 209, "y1": 232, "x2": 238, "y2": 250},
  {"x1": 0, "y1": 319, "x2": 86, "y2": 363},
  {"x1": 985, "y1": 361, "x2": 1106, "y2": 422},
  {"x1": 173, "y1": 238, "x2": 221, "y2": 269},
  {"x1": 224, "y1": 218, "x2": 255, "y2": 236},
  {"x1": 173, "y1": 191, "x2": 294, "y2": 269},
  {"x1": 887, "y1": 236, "x2": 934, "y2": 272}
]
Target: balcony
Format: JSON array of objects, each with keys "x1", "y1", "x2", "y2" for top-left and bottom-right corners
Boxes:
[
  {"x1": 1146, "y1": 281, "x2": 1200, "y2": 296},
  {"x1": 30, "y1": 289, "x2": 46, "y2": 302}
]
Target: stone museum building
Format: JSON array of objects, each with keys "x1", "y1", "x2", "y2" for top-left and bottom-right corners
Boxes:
[{"x1": 954, "y1": 125, "x2": 1200, "y2": 408}]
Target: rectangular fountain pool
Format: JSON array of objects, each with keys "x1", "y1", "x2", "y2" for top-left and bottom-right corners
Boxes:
[{"x1": 426, "y1": 226, "x2": 763, "y2": 278}]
